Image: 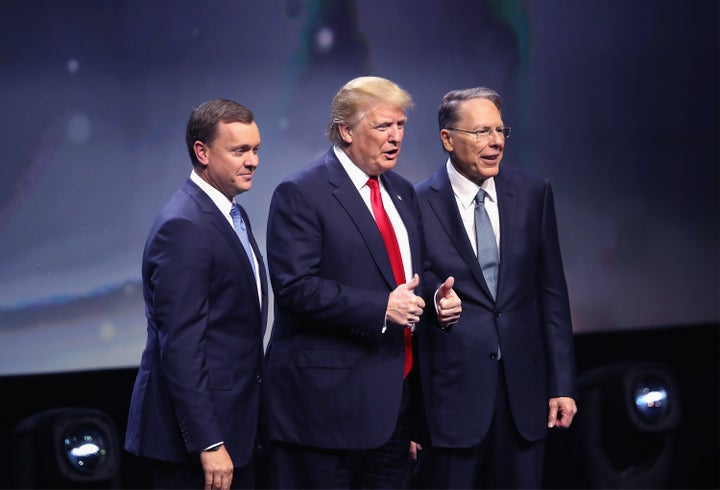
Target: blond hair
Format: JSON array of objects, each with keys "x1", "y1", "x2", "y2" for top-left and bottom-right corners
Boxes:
[{"x1": 327, "y1": 76, "x2": 414, "y2": 146}]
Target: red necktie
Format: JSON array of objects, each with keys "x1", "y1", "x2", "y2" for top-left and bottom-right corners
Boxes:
[{"x1": 367, "y1": 177, "x2": 413, "y2": 378}]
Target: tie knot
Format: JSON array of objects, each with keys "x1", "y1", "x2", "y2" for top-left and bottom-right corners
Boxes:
[
  {"x1": 230, "y1": 204, "x2": 246, "y2": 232},
  {"x1": 476, "y1": 189, "x2": 486, "y2": 204},
  {"x1": 367, "y1": 176, "x2": 379, "y2": 190}
]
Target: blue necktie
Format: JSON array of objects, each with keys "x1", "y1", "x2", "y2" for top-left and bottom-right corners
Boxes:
[
  {"x1": 230, "y1": 204, "x2": 257, "y2": 279},
  {"x1": 475, "y1": 189, "x2": 498, "y2": 299},
  {"x1": 476, "y1": 189, "x2": 502, "y2": 360}
]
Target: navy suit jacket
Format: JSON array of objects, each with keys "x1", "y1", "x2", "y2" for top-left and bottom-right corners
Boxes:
[
  {"x1": 415, "y1": 164, "x2": 577, "y2": 447},
  {"x1": 265, "y1": 148, "x2": 423, "y2": 450},
  {"x1": 125, "y1": 178, "x2": 268, "y2": 467}
]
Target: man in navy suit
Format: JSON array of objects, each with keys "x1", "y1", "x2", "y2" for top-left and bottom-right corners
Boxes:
[
  {"x1": 265, "y1": 76, "x2": 461, "y2": 489},
  {"x1": 414, "y1": 87, "x2": 578, "y2": 489},
  {"x1": 125, "y1": 99, "x2": 267, "y2": 490}
]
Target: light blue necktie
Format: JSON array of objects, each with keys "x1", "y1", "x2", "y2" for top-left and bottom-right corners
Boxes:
[
  {"x1": 476, "y1": 189, "x2": 501, "y2": 359},
  {"x1": 230, "y1": 204, "x2": 257, "y2": 279},
  {"x1": 475, "y1": 189, "x2": 499, "y2": 299}
]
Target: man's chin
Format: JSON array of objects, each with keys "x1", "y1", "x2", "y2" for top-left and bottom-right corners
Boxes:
[
  {"x1": 478, "y1": 167, "x2": 500, "y2": 180},
  {"x1": 234, "y1": 184, "x2": 252, "y2": 195}
]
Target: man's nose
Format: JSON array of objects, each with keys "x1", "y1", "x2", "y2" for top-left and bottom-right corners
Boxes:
[
  {"x1": 488, "y1": 129, "x2": 504, "y2": 145},
  {"x1": 388, "y1": 125, "x2": 402, "y2": 142}
]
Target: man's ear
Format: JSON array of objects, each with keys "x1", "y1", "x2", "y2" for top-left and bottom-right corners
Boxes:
[
  {"x1": 338, "y1": 124, "x2": 353, "y2": 144},
  {"x1": 440, "y1": 130, "x2": 454, "y2": 152},
  {"x1": 194, "y1": 141, "x2": 210, "y2": 165}
]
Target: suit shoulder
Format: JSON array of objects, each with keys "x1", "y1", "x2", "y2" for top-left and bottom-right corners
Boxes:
[
  {"x1": 383, "y1": 169, "x2": 414, "y2": 191},
  {"x1": 498, "y1": 165, "x2": 550, "y2": 190},
  {"x1": 276, "y1": 153, "x2": 328, "y2": 188},
  {"x1": 414, "y1": 166, "x2": 445, "y2": 197},
  {"x1": 147, "y1": 184, "x2": 211, "y2": 232},
  {"x1": 497, "y1": 166, "x2": 557, "y2": 213},
  {"x1": 414, "y1": 174, "x2": 434, "y2": 195}
]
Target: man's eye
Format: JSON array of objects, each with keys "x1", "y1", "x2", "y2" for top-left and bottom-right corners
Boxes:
[{"x1": 477, "y1": 129, "x2": 491, "y2": 136}]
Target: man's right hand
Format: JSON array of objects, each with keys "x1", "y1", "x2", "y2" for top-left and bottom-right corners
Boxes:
[
  {"x1": 387, "y1": 273, "x2": 425, "y2": 327},
  {"x1": 200, "y1": 445, "x2": 233, "y2": 490}
]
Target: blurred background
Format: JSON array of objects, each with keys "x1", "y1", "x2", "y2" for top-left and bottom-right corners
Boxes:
[{"x1": 0, "y1": 0, "x2": 717, "y2": 488}]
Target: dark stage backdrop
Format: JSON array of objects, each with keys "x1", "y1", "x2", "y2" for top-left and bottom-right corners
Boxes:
[{"x1": 0, "y1": 0, "x2": 718, "y2": 376}]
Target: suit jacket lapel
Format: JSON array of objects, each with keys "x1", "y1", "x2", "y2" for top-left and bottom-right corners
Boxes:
[
  {"x1": 382, "y1": 174, "x2": 423, "y2": 278},
  {"x1": 427, "y1": 169, "x2": 486, "y2": 285},
  {"x1": 426, "y1": 168, "x2": 495, "y2": 302},
  {"x1": 246, "y1": 225, "x2": 268, "y2": 302},
  {"x1": 183, "y1": 180, "x2": 238, "y2": 250},
  {"x1": 240, "y1": 205, "x2": 269, "y2": 330},
  {"x1": 324, "y1": 152, "x2": 400, "y2": 289},
  {"x1": 183, "y1": 179, "x2": 264, "y2": 315},
  {"x1": 494, "y1": 168, "x2": 517, "y2": 301}
]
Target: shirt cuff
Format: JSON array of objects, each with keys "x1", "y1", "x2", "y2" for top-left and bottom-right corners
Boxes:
[{"x1": 203, "y1": 442, "x2": 223, "y2": 452}]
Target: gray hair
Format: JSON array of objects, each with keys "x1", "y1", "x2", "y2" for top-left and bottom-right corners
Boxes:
[{"x1": 438, "y1": 87, "x2": 502, "y2": 130}]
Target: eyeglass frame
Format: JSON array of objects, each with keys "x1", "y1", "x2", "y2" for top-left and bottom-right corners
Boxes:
[{"x1": 445, "y1": 126, "x2": 511, "y2": 140}]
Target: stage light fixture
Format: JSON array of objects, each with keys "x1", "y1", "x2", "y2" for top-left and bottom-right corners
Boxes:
[
  {"x1": 574, "y1": 361, "x2": 681, "y2": 489},
  {"x1": 9, "y1": 407, "x2": 120, "y2": 489},
  {"x1": 616, "y1": 361, "x2": 681, "y2": 433},
  {"x1": 633, "y1": 373, "x2": 671, "y2": 423}
]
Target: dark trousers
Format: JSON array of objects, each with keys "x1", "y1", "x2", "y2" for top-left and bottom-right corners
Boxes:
[
  {"x1": 270, "y1": 378, "x2": 413, "y2": 489},
  {"x1": 415, "y1": 365, "x2": 546, "y2": 489},
  {"x1": 148, "y1": 454, "x2": 256, "y2": 489}
]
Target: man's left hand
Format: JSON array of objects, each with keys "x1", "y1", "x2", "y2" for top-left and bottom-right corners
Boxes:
[
  {"x1": 548, "y1": 396, "x2": 577, "y2": 429},
  {"x1": 435, "y1": 276, "x2": 461, "y2": 327}
]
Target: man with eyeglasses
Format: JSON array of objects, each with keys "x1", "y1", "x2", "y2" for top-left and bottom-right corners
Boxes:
[{"x1": 413, "y1": 87, "x2": 578, "y2": 489}]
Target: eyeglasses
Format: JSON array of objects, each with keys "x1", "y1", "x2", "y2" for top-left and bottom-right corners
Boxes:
[{"x1": 446, "y1": 126, "x2": 511, "y2": 141}]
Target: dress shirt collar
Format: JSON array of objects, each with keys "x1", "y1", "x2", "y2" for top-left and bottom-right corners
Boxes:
[
  {"x1": 446, "y1": 158, "x2": 497, "y2": 208},
  {"x1": 334, "y1": 145, "x2": 377, "y2": 191},
  {"x1": 190, "y1": 170, "x2": 234, "y2": 220}
]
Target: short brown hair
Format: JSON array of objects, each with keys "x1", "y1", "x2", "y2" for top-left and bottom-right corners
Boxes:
[{"x1": 185, "y1": 98, "x2": 255, "y2": 166}]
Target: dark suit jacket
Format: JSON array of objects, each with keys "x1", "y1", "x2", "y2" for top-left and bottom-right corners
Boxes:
[
  {"x1": 124, "y1": 178, "x2": 268, "y2": 467},
  {"x1": 415, "y1": 164, "x2": 577, "y2": 447},
  {"x1": 265, "y1": 148, "x2": 423, "y2": 450}
]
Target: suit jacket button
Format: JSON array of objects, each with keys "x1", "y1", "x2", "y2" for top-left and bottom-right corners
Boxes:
[
  {"x1": 494, "y1": 310, "x2": 501, "y2": 318},
  {"x1": 489, "y1": 352, "x2": 498, "y2": 360},
  {"x1": 256, "y1": 375, "x2": 263, "y2": 384},
  {"x1": 398, "y1": 346, "x2": 404, "y2": 355}
]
